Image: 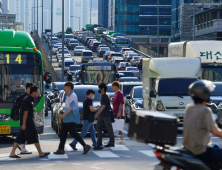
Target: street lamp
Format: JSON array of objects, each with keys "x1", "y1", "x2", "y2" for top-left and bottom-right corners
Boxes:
[
  {"x1": 147, "y1": 27, "x2": 149, "y2": 45},
  {"x1": 71, "y1": 16, "x2": 80, "y2": 31}
]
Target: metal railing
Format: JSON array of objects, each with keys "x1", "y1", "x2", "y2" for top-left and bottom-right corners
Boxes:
[{"x1": 34, "y1": 31, "x2": 60, "y2": 82}]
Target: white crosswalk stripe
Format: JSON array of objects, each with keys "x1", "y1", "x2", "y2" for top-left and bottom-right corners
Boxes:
[
  {"x1": 0, "y1": 154, "x2": 16, "y2": 161},
  {"x1": 92, "y1": 151, "x2": 119, "y2": 158},
  {"x1": 110, "y1": 145, "x2": 129, "y2": 151},
  {"x1": 48, "y1": 152, "x2": 68, "y2": 159}
]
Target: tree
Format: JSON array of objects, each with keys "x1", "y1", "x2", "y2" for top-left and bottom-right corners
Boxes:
[{"x1": 66, "y1": 27, "x2": 72, "y2": 34}]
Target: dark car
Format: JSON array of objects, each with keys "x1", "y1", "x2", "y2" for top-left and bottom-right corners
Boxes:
[
  {"x1": 90, "y1": 42, "x2": 101, "y2": 52},
  {"x1": 119, "y1": 77, "x2": 139, "y2": 82},
  {"x1": 67, "y1": 65, "x2": 81, "y2": 75},
  {"x1": 67, "y1": 39, "x2": 79, "y2": 49},
  {"x1": 84, "y1": 37, "x2": 94, "y2": 46},
  {"x1": 103, "y1": 51, "x2": 112, "y2": 61},
  {"x1": 106, "y1": 84, "x2": 115, "y2": 98},
  {"x1": 136, "y1": 58, "x2": 143, "y2": 70},
  {"x1": 124, "y1": 86, "x2": 143, "y2": 123},
  {"x1": 118, "y1": 71, "x2": 134, "y2": 77},
  {"x1": 211, "y1": 82, "x2": 222, "y2": 105},
  {"x1": 53, "y1": 85, "x2": 108, "y2": 135}
]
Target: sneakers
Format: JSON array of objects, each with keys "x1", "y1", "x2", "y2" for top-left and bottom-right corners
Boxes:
[
  {"x1": 116, "y1": 140, "x2": 126, "y2": 145},
  {"x1": 104, "y1": 139, "x2": 110, "y2": 145},
  {"x1": 20, "y1": 148, "x2": 32, "y2": 154}
]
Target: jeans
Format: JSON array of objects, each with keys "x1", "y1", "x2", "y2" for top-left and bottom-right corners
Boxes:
[
  {"x1": 59, "y1": 122, "x2": 86, "y2": 150},
  {"x1": 197, "y1": 147, "x2": 222, "y2": 162},
  {"x1": 96, "y1": 116, "x2": 114, "y2": 145},
  {"x1": 71, "y1": 120, "x2": 98, "y2": 148}
]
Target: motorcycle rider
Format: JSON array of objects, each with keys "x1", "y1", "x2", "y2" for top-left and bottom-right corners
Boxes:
[{"x1": 183, "y1": 80, "x2": 222, "y2": 163}]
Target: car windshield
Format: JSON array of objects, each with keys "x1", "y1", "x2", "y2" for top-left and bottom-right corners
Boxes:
[
  {"x1": 129, "y1": 53, "x2": 138, "y2": 56},
  {"x1": 119, "y1": 71, "x2": 134, "y2": 77},
  {"x1": 116, "y1": 39, "x2": 129, "y2": 44},
  {"x1": 70, "y1": 40, "x2": 78, "y2": 43},
  {"x1": 123, "y1": 85, "x2": 141, "y2": 96},
  {"x1": 133, "y1": 87, "x2": 143, "y2": 98},
  {"x1": 101, "y1": 47, "x2": 110, "y2": 51},
  {"x1": 106, "y1": 51, "x2": 111, "y2": 54},
  {"x1": 66, "y1": 35, "x2": 74, "y2": 38},
  {"x1": 83, "y1": 52, "x2": 93, "y2": 56},
  {"x1": 111, "y1": 54, "x2": 121, "y2": 57},
  {"x1": 120, "y1": 78, "x2": 138, "y2": 82},
  {"x1": 115, "y1": 60, "x2": 123, "y2": 63},
  {"x1": 70, "y1": 66, "x2": 81, "y2": 71},
  {"x1": 133, "y1": 57, "x2": 140, "y2": 60},
  {"x1": 127, "y1": 68, "x2": 139, "y2": 71},
  {"x1": 76, "y1": 47, "x2": 84, "y2": 49},
  {"x1": 211, "y1": 84, "x2": 222, "y2": 96},
  {"x1": 94, "y1": 43, "x2": 101, "y2": 46},
  {"x1": 125, "y1": 51, "x2": 134, "y2": 54},
  {"x1": 65, "y1": 62, "x2": 74, "y2": 67},
  {"x1": 158, "y1": 78, "x2": 197, "y2": 96},
  {"x1": 74, "y1": 87, "x2": 101, "y2": 102}
]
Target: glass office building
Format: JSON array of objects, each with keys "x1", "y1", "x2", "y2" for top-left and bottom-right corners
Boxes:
[
  {"x1": 112, "y1": 0, "x2": 171, "y2": 36},
  {"x1": 0, "y1": 0, "x2": 2, "y2": 14},
  {"x1": 98, "y1": 0, "x2": 109, "y2": 28}
]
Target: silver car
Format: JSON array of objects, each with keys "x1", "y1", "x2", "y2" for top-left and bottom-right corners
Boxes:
[
  {"x1": 125, "y1": 67, "x2": 140, "y2": 79},
  {"x1": 81, "y1": 50, "x2": 94, "y2": 63},
  {"x1": 74, "y1": 46, "x2": 85, "y2": 56},
  {"x1": 130, "y1": 56, "x2": 143, "y2": 66},
  {"x1": 125, "y1": 53, "x2": 138, "y2": 62}
]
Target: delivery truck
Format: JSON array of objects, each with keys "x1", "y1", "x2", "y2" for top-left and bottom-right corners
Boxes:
[
  {"x1": 142, "y1": 57, "x2": 201, "y2": 129},
  {"x1": 168, "y1": 41, "x2": 222, "y2": 81}
]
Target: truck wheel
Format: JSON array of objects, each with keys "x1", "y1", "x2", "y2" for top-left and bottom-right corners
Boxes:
[{"x1": 124, "y1": 105, "x2": 130, "y2": 123}]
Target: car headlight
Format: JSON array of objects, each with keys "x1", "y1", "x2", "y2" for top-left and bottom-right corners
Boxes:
[
  {"x1": 0, "y1": 114, "x2": 10, "y2": 119},
  {"x1": 156, "y1": 100, "x2": 165, "y2": 111},
  {"x1": 135, "y1": 105, "x2": 143, "y2": 109},
  {"x1": 35, "y1": 109, "x2": 44, "y2": 126}
]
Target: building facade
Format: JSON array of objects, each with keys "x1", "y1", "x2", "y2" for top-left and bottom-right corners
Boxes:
[
  {"x1": 1, "y1": 0, "x2": 9, "y2": 14},
  {"x1": 98, "y1": 0, "x2": 108, "y2": 28},
  {"x1": 0, "y1": 0, "x2": 2, "y2": 14},
  {"x1": 43, "y1": 10, "x2": 51, "y2": 31}
]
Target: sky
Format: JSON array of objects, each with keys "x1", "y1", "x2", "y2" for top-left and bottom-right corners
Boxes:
[{"x1": 43, "y1": 0, "x2": 98, "y2": 11}]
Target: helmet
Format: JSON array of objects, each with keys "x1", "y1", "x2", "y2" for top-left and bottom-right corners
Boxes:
[{"x1": 189, "y1": 80, "x2": 215, "y2": 102}]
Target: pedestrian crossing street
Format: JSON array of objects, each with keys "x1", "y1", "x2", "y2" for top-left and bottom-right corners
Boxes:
[{"x1": 0, "y1": 144, "x2": 156, "y2": 161}]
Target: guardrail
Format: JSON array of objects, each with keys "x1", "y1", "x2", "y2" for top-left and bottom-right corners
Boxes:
[{"x1": 34, "y1": 31, "x2": 60, "y2": 82}]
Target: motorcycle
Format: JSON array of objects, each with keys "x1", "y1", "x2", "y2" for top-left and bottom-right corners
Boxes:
[{"x1": 151, "y1": 144, "x2": 222, "y2": 170}]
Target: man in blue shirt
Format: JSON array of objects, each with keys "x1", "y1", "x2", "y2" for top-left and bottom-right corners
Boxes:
[{"x1": 54, "y1": 82, "x2": 91, "y2": 154}]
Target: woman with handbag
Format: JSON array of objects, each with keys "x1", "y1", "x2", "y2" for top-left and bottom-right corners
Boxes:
[{"x1": 70, "y1": 89, "x2": 103, "y2": 150}]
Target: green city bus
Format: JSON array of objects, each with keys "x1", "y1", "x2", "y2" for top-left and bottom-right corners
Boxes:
[
  {"x1": 85, "y1": 24, "x2": 94, "y2": 31},
  {"x1": 96, "y1": 28, "x2": 107, "y2": 41},
  {"x1": 0, "y1": 30, "x2": 51, "y2": 136}
]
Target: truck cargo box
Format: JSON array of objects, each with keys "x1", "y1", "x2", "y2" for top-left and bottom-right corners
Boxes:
[{"x1": 128, "y1": 110, "x2": 178, "y2": 146}]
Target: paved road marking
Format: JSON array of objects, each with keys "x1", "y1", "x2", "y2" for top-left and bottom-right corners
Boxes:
[
  {"x1": 36, "y1": 164, "x2": 55, "y2": 168},
  {"x1": 110, "y1": 145, "x2": 129, "y2": 151},
  {"x1": 48, "y1": 152, "x2": 68, "y2": 159},
  {"x1": 139, "y1": 150, "x2": 155, "y2": 157},
  {"x1": 25, "y1": 145, "x2": 38, "y2": 152},
  {"x1": 0, "y1": 154, "x2": 16, "y2": 161},
  {"x1": 93, "y1": 151, "x2": 119, "y2": 158},
  {"x1": 65, "y1": 144, "x2": 83, "y2": 152}
]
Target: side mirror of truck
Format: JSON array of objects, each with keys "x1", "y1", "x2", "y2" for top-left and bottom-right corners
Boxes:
[
  {"x1": 44, "y1": 72, "x2": 52, "y2": 84},
  {"x1": 126, "y1": 95, "x2": 131, "y2": 99},
  {"x1": 149, "y1": 90, "x2": 156, "y2": 98}
]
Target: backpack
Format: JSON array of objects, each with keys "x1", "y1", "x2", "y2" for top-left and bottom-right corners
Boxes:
[{"x1": 11, "y1": 93, "x2": 27, "y2": 121}]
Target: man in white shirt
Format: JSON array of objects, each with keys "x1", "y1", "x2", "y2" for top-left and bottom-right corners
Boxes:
[{"x1": 10, "y1": 76, "x2": 26, "y2": 92}]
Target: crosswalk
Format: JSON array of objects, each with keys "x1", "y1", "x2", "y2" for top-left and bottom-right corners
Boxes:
[{"x1": 0, "y1": 144, "x2": 156, "y2": 161}]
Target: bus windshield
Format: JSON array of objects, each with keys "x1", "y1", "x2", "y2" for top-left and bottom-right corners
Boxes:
[
  {"x1": 116, "y1": 39, "x2": 129, "y2": 44},
  {"x1": 0, "y1": 52, "x2": 42, "y2": 103},
  {"x1": 81, "y1": 65, "x2": 116, "y2": 84}
]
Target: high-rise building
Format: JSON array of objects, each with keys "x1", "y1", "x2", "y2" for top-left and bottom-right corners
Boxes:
[
  {"x1": 43, "y1": 10, "x2": 51, "y2": 31},
  {"x1": 2, "y1": 0, "x2": 9, "y2": 14},
  {"x1": 109, "y1": 0, "x2": 171, "y2": 36},
  {"x1": 0, "y1": 0, "x2": 2, "y2": 14},
  {"x1": 8, "y1": 0, "x2": 32, "y2": 33},
  {"x1": 98, "y1": 0, "x2": 108, "y2": 28},
  {"x1": 82, "y1": 0, "x2": 89, "y2": 28}
]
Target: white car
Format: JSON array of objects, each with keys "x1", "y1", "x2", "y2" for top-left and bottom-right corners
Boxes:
[
  {"x1": 58, "y1": 56, "x2": 71, "y2": 67},
  {"x1": 123, "y1": 50, "x2": 134, "y2": 59},
  {"x1": 130, "y1": 56, "x2": 143, "y2": 66},
  {"x1": 74, "y1": 46, "x2": 85, "y2": 56},
  {"x1": 110, "y1": 57, "x2": 124, "y2": 65},
  {"x1": 63, "y1": 58, "x2": 75, "y2": 75},
  {"x1": 125, "y1": 53, "x2": 138, "y2": 62},
  {"x1": 57, "y1": 50, "x2": 71, "y2": 61}
]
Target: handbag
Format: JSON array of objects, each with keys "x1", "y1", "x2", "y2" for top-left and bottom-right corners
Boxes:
[{"x1": 112, "y1": 118, "x2": 124, "y2": 136}]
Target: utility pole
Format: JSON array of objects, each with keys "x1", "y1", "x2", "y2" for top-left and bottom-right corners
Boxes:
[
  {"x1": 37, "y1": 0, "x2": 38, "y2": 36},
  {"x1": 90, "y1": 0, "x2": 92, "y2": 24},
  {"x1": 147, "y1": 27, "x2": 149, "y2": 45},
  {"x1": 157, "y1": 0, "x2": 159, "y2": 57},
  {"x1": 62, "y1": 0, "x2": 64, "y2": 82},
  {"x1": 42, "y1": 0, "x2": 43, "y2": 42},
  {"x1": 50, "y1": 0, "x2": 53, "y2": 64},
  {"x1": 173, "y1": 27, "x2": 175, "y2": 42},
  {"x1": 34, "y1": 0, "x2": 35, "y2": 33},
  {"x1": 123, "y1": 0, "x2": 125, "y2": 34},
  {"x1": 193, "y1": 0, "x2": 195, "y2": 40}
]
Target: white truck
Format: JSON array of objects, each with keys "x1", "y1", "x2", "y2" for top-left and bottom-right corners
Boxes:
[
  {"x1": 168, "y1": 41, "x2": 222, "y2": 81},
  {"x1": 83, "y1": 31, "x2": 94, "y2": 39},
  {"x1": 142, "y1": 57, "x2": 201, "y2": 129}
]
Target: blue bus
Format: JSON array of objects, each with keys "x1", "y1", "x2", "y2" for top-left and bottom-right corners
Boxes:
[
  {"x1": 114, "y1": 36, "x2": 130, "y2": 52},
  {"x1": 80, "y1": 60, "x2": 119, "y2": 85}
]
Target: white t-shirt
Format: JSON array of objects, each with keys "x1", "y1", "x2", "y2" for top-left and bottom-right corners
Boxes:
[{"x1": 10, "y1": 85, "x2": 26, "y2": 92}]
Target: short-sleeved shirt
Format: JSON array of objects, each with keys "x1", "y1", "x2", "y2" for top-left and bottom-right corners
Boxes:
[
  {"x1": 63, "y1": 91, "x2": 80, "y2": 124},
  {"x1": 113, "y1": 91, "x2": 124, "y2": 116},
  {"x1": 10, "y1": 85, "x2": 26, "y2": 92},
  {"x1": 20, "y1": 95, "x2": 34, "y2": 126},
  {"x1": 183, "y1": 104, "x2": 219, "y2": 155},
  {"x1": 83, "y1": 97, "x2": 93, "y2": 120},
  {"x1": 100, "y1": 93, "x2": 110, "y2": 118}
]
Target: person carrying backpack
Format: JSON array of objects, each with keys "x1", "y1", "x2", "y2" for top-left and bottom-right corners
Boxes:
[{"x1": 11, "y1": 82, "x2": 34, "y2": 154}]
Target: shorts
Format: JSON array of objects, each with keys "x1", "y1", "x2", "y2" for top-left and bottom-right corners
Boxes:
[
  {"x1": 15, "y1": 121, "x2": 39, "y2": 144},
  {"x1": 114, "y1": 115, "x2": 124, "y2": 119}
]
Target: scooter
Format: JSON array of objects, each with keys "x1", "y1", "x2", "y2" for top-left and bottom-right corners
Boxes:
[{"x1": 151, "y1": 144, "x2": 222, "y2": 170}]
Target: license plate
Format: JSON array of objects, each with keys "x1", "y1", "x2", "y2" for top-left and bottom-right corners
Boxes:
[
  {"x1": 154, "y1": 165, "x2": 164, "y2": 170},
  {"x1": 174, "y1": 113, "x2": 184, "y2": 117},
  {"x1": 0, "y1": 125, "x2": 11, "y2": 134}
]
